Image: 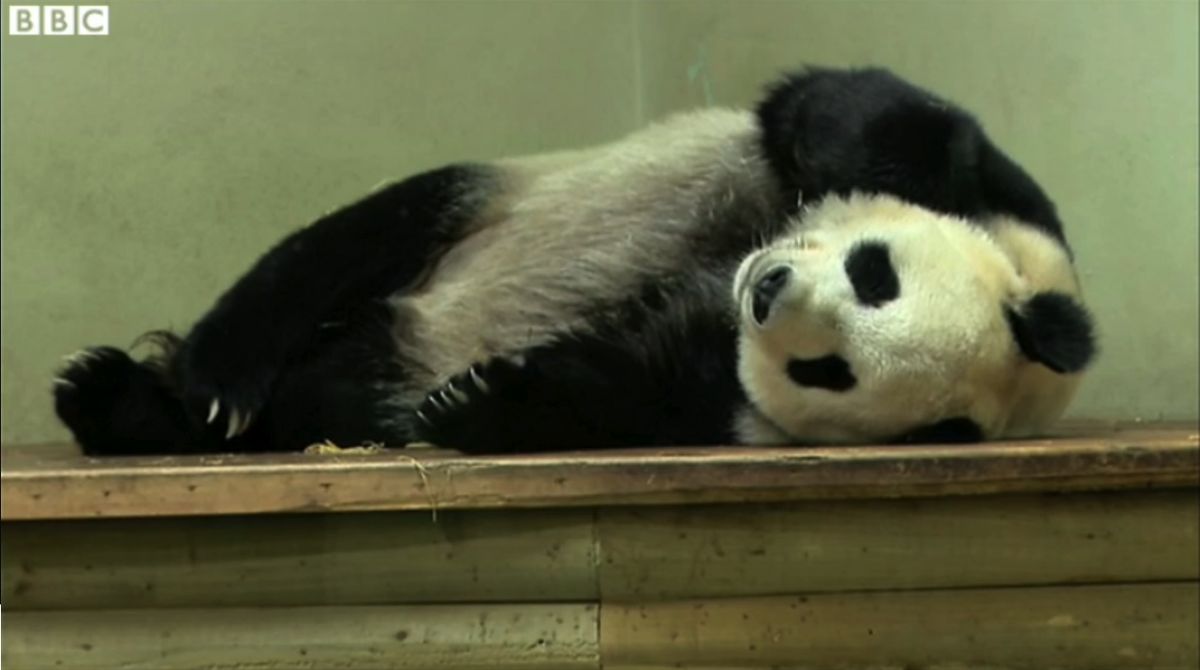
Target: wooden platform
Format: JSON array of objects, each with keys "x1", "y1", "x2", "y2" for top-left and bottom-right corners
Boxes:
[
  {"x1": 2, "y1": 421, "x2": 1198, "y2": 669},
  {"x1": 2, "y1": 421, "x2": 1197, "y2": 520}
]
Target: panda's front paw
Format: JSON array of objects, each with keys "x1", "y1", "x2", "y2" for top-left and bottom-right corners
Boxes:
[{"x1": 414, "y1": 356, "x2": 528, "y2": 450}]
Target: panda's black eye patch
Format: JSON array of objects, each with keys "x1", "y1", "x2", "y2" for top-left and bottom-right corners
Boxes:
[
  {"x1": 845, "y1": 240, "x2": 899, "y2": 307},
  {"x1": 786, "y1": 355, "x2": 857, "y2": 392}
]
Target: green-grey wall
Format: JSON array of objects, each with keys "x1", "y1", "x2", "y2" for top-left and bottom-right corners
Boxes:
[
  {"x1": 1, "y1": 0, "x2": 641, "y2": 443},
  {"x1": 2, "y1": 1, "x2": 1196, "y2": 444}
]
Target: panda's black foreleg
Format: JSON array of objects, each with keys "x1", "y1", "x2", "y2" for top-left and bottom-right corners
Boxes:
[
  {"x1": 415, "y1": 348, "x2": 670, "y2": 453},
  {"x1": 414, "y1": 279, "x2": 745, "y2": 453},
  {"x1": 171, "y1": 164, "x2": 498, "y2": 444},
  {"x1": 756, "y1": 67, "x2": 1063, "y2": 243},
  {"x1": 758, "y1": 67, "x2": 982, "y2": 216}
]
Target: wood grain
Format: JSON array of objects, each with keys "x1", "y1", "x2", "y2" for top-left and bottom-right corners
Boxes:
[
  {"x1": 601, "y1": 583, "x2": 1200, "y2": 669},
  {"x1": 597, "y1": 490, "x2": 1200, "y2": 600},
  {"x1": 3, "y1": 508, "x2": 598, "y2": 609},
  {"x1": 8, "y1": 490, "x2": 1194, "y2": 610},
  {"x1": 2, "y1": 423, "x2": 1196, "y2": 520},
  {"x1": 2, "y1": 603, "x2": 600, "y2": 670}
]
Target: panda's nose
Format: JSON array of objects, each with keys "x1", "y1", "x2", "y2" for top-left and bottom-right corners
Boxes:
[{"x1": 752, "y1": 265, "x2": 791, "y2": 324}]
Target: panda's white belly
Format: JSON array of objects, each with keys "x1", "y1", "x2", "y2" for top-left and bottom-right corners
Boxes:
[{"x1": 390, "y1": 108, "x2": 777, "y2": 392}]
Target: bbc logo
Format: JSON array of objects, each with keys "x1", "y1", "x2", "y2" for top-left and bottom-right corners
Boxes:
[{"x1": 8, "y1": 5, "x2": 109, "y2": 36}]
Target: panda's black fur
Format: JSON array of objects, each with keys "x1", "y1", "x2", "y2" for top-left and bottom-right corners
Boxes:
[{"x1": 54, "y1": 66, "x2": 1090, "y2": 456}]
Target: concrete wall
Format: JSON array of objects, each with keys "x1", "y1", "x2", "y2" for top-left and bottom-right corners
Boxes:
[{"x1": 2, "y1": 0, "x2": 1196, "y2": 444}]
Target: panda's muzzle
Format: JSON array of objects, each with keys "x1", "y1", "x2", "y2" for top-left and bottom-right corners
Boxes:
[{"x1": 751, "y1": 265, "x2": 792, "y2": 325}]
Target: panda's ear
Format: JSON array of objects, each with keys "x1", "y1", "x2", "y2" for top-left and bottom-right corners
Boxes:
[{"x1": 1005, "y1": 291, "x2": 1097, "y2": 374}]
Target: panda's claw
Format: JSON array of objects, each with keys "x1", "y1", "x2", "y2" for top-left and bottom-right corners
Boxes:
[
  {"x1": 225, "y1": 408, "x2": 242, "y2": 440},
  {"x1": 427, "y1": 393, "x2": 446, "y2": 412},
  {"x1": 468, "y1": 365, "x2": 490, "y2": 394},
  {"x1": 63, "y1": 349, "x2": 101, "y2": 369},
  {"x1": 446, "y1": 382, "x2": 469, "y2": 404},
  {"x1": 207, "y1": 399, "x2": 221, "y2": 425},
  {"x1": 236, "y1": 410, "x2": 253, "y2": 437},
  {"x1": 414, "y1": 354, "x2": 539, "y2": 450}
]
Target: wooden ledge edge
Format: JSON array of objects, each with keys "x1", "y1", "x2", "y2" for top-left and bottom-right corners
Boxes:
[{"x1": 2, "y1": 424, "x2": 1197, "y2": 520}]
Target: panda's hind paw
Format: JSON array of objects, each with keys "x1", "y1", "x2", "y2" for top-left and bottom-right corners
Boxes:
[{"x1": 53, "y1": 346, "x2": 192, "y2": 455}]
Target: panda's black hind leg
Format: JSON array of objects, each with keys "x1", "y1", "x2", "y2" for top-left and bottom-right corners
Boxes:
[
  {"x1": 173, "y1": 164, "x2": 498, "y2": 447},
  {"x1": 55, "y1": 302, "x2": 413, "y2": 456},
  {"x1": 53, "y1": 345, "x2": 200, "y2": 456}
]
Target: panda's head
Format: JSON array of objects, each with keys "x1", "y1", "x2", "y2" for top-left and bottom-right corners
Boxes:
[{"x1": 733, "y1": 193, "x2": 1095, "y2": 444}]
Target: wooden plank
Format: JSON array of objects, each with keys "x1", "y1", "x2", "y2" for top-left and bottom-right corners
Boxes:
[
  {"x1": 2, "y1": 508, "x2": 597, "y2": 609},
  {"x1": 6, "y1": 492, "x2": 1194, "y2": 610},
  {"x1": 2, "y1": 603, "x2": 599, "y2": 670},
  {"x1": 1, "y1": 423, "x2": 1196, "y2": 520},
  {"x1": 598, "y1": 490, "x2": 1200, "y2": 600},
  {"x1": 600, "y1": 583, "x2": 1200, "y2": 669}
]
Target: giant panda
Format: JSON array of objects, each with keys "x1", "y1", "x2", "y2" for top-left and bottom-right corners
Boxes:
[{"x1": 52, "y1": 66, "x2": 1096, "y2": 456}]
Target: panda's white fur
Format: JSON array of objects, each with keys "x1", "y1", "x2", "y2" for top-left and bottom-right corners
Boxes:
[
  {"x1": 733, "y1": 194, "x2": 1084, "y2": 444},
  {"x1": 393, "y1": 109, "x2": 776, "y2": 400}
]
